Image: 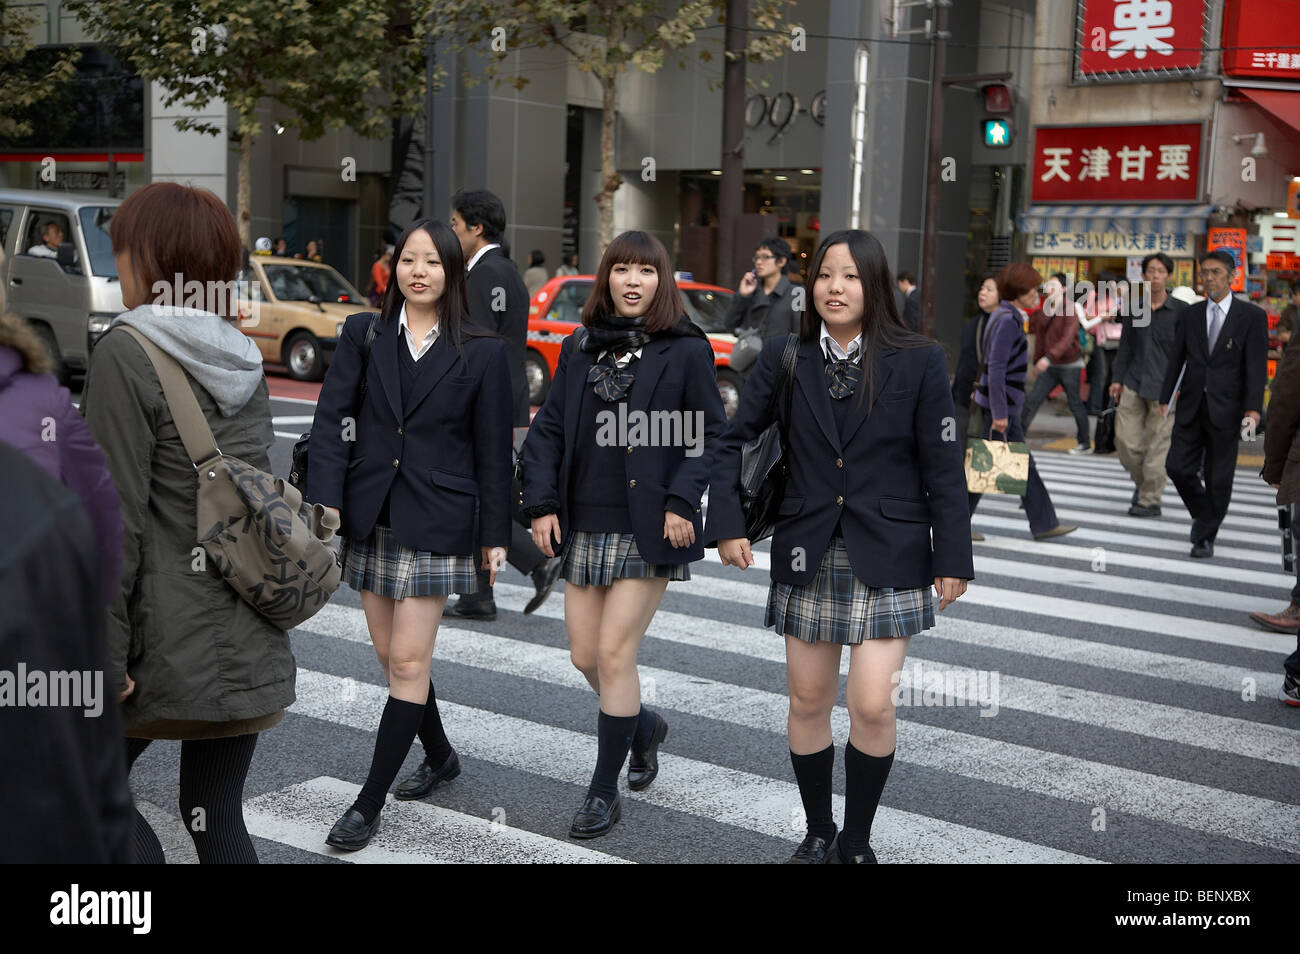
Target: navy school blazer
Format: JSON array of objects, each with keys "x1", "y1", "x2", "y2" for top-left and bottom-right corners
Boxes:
[
  {"x1": 521, "y1": 328, "x2": 728, "y2": 565},
  {"x1": 705, "y1": 334, "x2": 975, "y2": 589},
  {"x1": 306, "y1": 311, "x2": 513, "y2": 555}
]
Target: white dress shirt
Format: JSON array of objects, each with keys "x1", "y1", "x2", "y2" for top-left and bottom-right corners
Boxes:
[
  {"x1": 466, "y1": 243, "x2": 501, "y2": 273},
  {"x1": 596, "y1": 347, "x2": 642, "y2": 368},
  {"x1": 1206, "y1": 292, "x2": 1232, "y2": 345},
  {"x1": 819, "y1": 321, "x2": 863, "y2": 362},
  {"x1": 398, "y1": 302, "x2": 440, "y2": 361}
]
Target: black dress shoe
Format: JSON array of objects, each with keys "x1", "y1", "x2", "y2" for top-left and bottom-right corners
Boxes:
[
  {"x1": 827, "y1": 835, "x2": 878, "y2": 864},
  {"x1": 1127, "y1": 504, "x2": 1161, "y2": 517},
  {"x1": 445, "y1": 597, "x2": 497, "y2": 621},
  {"x1": 325, "y1": 809, "x2": 381, "y2": 851},
  {"x1": 786, "y1": 828, "x2": 838, "y2": 864},
  {"x1": 1190, "y1": 539, "x2": 1214, "y2": 559},
  {"x1": 524, "y1": 557, "x2": 564, "y2": 615},
  {"x1": 393, "y1": 749, "x2": 461, "y2": 801},
  {"x1": 627, "y1": 713, "x2": 668, "y2": 791},
  {"x1": 569, "y1": 793, "x2": 622, "y2": 839}
]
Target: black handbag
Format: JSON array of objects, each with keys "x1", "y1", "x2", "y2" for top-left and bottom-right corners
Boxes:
[
  {"x1": 290, "y1": 313, "x2": 380, "y2": 492},
  {"x1": 1093, "y1": 392, "x2": 1118, "y2": 454},
  {"x1": 738, "y1": 334, "x2": 799, "y2": 542}
]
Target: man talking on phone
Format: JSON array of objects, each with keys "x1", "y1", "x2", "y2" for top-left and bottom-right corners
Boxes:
[{"x1": 725, "y1": 237, "x2": 799, "y2": 341}]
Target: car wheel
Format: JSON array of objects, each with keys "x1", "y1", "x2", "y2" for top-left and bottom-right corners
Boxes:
[
  {"x1": 525, "y1": 349, "x2": 551, "y2": 405},
  {"x1": 716, "y1": 368, "x2": 742, "y2": 421},
  {"x1": 32, "y1": 321, "x2": 69, "y2": 386},
  {"x1": 285, "y1": 331, "x2": 324, "y2": 381}
]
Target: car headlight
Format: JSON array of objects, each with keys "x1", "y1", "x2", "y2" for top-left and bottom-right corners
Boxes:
[
  {"x1": 336, "y1": 321, "x2": 345, "y2": 338},
  {"x1": 88, "y1": 313, "x2": 116, "y2": 335}
]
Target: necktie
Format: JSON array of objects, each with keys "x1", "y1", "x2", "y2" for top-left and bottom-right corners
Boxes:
[
  {"x1": 825, "y1": 346, "x2": 862, "y2": 400},
  {"x1": 587, "y1": 352, "x2": 637, "y2": 402},
  {"x1": 1208, "y1": 302, "x2": 1224, "y2": 352}
]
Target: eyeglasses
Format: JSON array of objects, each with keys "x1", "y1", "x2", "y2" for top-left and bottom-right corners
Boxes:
[
  {"x1": 752, "y1": 253, "x2": 775, "y2": 262},
  {"x1": 1200, "y1": 267, "x2": 1229, "y2": 278}
]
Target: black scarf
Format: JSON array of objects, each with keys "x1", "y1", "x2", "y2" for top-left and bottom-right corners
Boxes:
[{"x1": 580, "y1": 310, "x2": 706, "y2": 356}]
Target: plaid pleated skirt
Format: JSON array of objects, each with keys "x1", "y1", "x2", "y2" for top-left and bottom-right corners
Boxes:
[
  {"x1": 341, "y1": 524, "x2": 478, "y2": 598},
  {"x1": 765, "y1": 535, "x2": 935, "y2": 645},
  {"x1": 562, "y1": 530, "x2": 690, "y2": 587}
]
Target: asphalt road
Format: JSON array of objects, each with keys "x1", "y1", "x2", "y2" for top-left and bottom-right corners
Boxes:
[{"x1": 102, "y1": 381, "x2": 1300, "y2": 864}]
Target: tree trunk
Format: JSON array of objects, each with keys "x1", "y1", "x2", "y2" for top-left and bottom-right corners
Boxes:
[
  {"x1": 595, "y1": 72, "x2": 620, "y2": 252},
  {"x1": 237, "y1": 130, "x2": 253, "y2": 252}
]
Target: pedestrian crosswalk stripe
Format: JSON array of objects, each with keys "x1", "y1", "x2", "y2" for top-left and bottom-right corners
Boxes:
[
  {"x1": 977, "y1": 495, "x2": 1276, "y2": 547},
  {"x1": 285, "y1": 667, "x2": 1101, "y2": 864},
  {"x1": 242, "y1": 775, "x2": 628, "y2": 864},
  {"x1": 971, "y1": 512, "x2": 1279, "y2": 567},
  {"x1": 293, "y1": 613, "x2": 1300, "y2": 853},
  {"x1": 1027, "y1": 471, "x2": 1277, "y2": 518},
  {"x1": 971, "y1": 534, "x2": 1285, "y2": 589},
  {"x1": 486, "y1": 581, "x2": 1287, "y2": 697},
  {"x1": 301, "y1": 601, "x2": 1297, "y2": 767}
]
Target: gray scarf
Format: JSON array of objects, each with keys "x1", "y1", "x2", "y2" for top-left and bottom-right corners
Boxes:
[{"x1": 112, "y1": 304, "x2": 264, "y2": 416}]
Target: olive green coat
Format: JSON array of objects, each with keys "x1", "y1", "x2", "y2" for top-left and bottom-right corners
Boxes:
[{"x1": 82, "y1": 328, "x2": 295, "y2": 739}]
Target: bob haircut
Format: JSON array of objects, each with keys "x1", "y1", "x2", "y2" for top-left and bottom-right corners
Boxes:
[
  {"x1": 109, "y1": 182, "x2": 242, "y2": 318},
  {"x1": 380, "y1": 218, "x2": 494, "y2": 362},
  {"x1": 995, "y1": 262, "x2": 1041, "y2": 301},
  {"x1": 581, "y1": 231, "x2": 683, "y2": 333}
]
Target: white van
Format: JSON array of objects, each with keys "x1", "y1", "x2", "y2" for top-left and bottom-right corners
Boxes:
[{"x1": 0, "y1": 188, "x2": 124, "y2": 382}]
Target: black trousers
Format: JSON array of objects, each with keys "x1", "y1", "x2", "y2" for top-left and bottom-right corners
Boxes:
[
  {"x1": 459, "y1": 499, "x2": 547, "y2": 600},
  {"x1": 1165, "y1": 401, "x2": 1240, "y2": 543}
]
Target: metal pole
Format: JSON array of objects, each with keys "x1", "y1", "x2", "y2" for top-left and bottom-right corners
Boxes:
[
  {"x1": 422, "y1": 27, "x2": 436, "y2": 219},
  {"x1": 919, "y1": 2, "x2": 948, "y2": 338},
  {"x1": 717, "y1": 0, "x2": 747, "y2": 289}
]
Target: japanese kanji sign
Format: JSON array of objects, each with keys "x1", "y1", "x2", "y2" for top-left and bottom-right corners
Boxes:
[
  {"x1": 1221, "y1": 0, "x2": 1300, "y2": 79},
  {"x1": 1031, "y1": 123, "x2": 1203, "y2": 202},
  {"x1": 1077, "y1": 0, "x2": 1206, "y2": 76},
  {"x1": 1028, "y1": 231, "x2": 1194, "y2": 256}
]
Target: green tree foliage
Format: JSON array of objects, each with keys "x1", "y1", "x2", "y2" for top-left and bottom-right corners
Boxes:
[{"x1": 0, "y1": 5, "x2": 80, "y2": 141}]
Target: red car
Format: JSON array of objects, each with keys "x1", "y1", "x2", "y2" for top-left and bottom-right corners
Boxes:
[{"x1": 526, "y1": 275, "x2": 745, "y2": 418}]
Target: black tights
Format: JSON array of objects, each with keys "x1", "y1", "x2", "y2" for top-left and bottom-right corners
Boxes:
[{"x1": 125, "y1": 734, "x2": 260, "y2": 864}]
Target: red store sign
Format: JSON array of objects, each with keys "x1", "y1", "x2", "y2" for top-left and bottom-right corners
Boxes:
[
  {"x1": 1031, "y1": 123, "x2": 1203, "y2": 202},
  {"x1": 1221, "y1": 0, "x2": 1300, "y2": 79},
  {"x1": 1077, "y1": 0, "x2": 1206, "y2": 76}
]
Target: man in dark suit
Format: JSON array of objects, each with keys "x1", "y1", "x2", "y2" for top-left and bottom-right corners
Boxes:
[
  {"x1": 448, "y1": 189, "x2": 562, "y2": 619},
  {"x1": 897, "y1": 270, "x2": 921, "y2": 334},
  {"x1": 1159, "y1": 249, "x2": 1268, "y2": 559}
]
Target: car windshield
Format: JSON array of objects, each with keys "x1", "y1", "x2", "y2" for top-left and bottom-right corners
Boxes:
[
  {"x1": 77, "y1": 206, "x2": 117, "y2": 278},
  {"x1": 683, "y1": 287, "x2": 733, "y2": 333},
  {"x1": 263, "y1": 264, "x2": 361, "y2": 303}
]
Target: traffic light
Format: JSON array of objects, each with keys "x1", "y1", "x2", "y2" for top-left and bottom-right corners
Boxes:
[{"x1": 980, "y1": 83, "x2": 1014, "y2": 149}]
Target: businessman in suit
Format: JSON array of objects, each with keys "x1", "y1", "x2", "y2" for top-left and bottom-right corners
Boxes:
[
  {"x1": 897, "y1": 270, "x2": 921, "y2": 334},
  {"x1": 1159, "y1": 249, "x2": 1268, "y2": 559},
  {"x1": 448, "y1": 189, "x2": 562, "y2": 619}
]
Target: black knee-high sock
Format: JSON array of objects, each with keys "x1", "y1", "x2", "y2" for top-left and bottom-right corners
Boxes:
[
  {"x1": 587, "y1": 711, "x2": 638, "y2": 802},
  {"x1": 352, "y1": 696, "x2": 426, "y2": 823},
  {"x1": 790, "y1": 745, "x2": 837, "y2": 840},
  {"x1": 631, "y1": 704, "x2": 658, "y2": 750},
  {"x1": 416, "y1": 678, "x2": 453, "y2": 765},
  {"x1": 841, "y1": 742, "x2": 894, "y2": 854},
  {"x1": 179, "y1": 734, "x2": 260, "y2": 864}
]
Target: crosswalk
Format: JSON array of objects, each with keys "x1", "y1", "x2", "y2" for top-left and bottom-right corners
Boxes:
[{"x1": 231, "y1": 448, "x2": 1297, "y2": 863}]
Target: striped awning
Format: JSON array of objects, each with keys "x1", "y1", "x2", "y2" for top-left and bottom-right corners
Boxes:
[{"x1": 1018, "y1": 204, "x2": 1213, "y2": 236}]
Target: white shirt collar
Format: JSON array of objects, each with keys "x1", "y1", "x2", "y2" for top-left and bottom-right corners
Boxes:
[
  {"x1": 819, "y1": 321, "x2": 863, "y2": 362},
  {"x1": 597, "y1": 347, "x2": 642, "y2": 367},
  {"x1": 398, "y1": 302, "x2": 440, "y2": 360},
  {"x1": 1208, "y1": 291, "x2": 1232, "y2": 313},
  {"x1": 466, "y1": 243, "x2": 501, "y2": 273}
]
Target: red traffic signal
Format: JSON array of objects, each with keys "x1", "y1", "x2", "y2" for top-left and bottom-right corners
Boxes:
[{"x1": 981, "y1": 83, "x2": 1014, "y2": 114}]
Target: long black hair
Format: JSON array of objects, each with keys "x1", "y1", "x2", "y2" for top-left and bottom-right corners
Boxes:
[{"x1": 379, "y1": 218, "x2": 495, "y2": 364}]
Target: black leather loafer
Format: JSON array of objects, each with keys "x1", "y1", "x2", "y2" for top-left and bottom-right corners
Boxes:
[
  {"x1": 1190, "y1": 539, "x2": 1214, "y2": 559},
  {"x1": 785, "y1": 828, "x2": 838, "y2": 863},
  {"x1": 627, "y1": 713, "x2": 668, "y2": 791},
  {"x1": 445, "y1": 598, "x2": 497, "y2": 621},
  {"x1": 568, "y1": 794, "x2": 622, "y2": 839},
  {"x1": 1127, "y1": 504, "x2": 1161, "y2": 517},
  {"x1": 393, "y1": 749, "x2": 461, "y2": 801},
  {"x1": 827, "y1": 836, "x2": 878, "y2": 864},
  {"x1": 325, "y1": 809, "x2": 381, "y2": 851},
  {"x1": 525, "y1": 557, "x2": 564, "y2": 615}
]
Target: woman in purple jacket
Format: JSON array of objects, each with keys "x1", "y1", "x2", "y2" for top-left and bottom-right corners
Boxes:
[
  {"x1": 0, "y1": 308, "x2": 122, "y2": 603},
  {"x1": 967, "y1": 263, "x2": 1075, "y2": 541}
]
